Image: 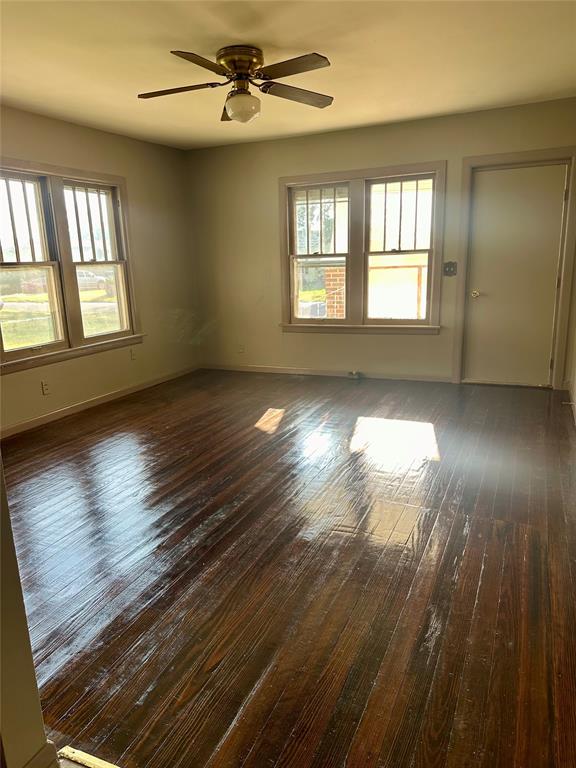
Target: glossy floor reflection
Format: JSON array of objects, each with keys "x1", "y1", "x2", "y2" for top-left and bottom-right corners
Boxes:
[{"x1": 3, "y1": 370, "x2": 576, "y2": 767}]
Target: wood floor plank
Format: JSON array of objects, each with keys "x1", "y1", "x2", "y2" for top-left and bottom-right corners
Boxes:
[
  {"x1": 409, "y1": 517, "x2": 489, "y2": 768},
  {"x1": 444, "y1": 520, "x2": 508, "y2": 768},
  {"x1": 478, "y1": 522, "x2": 523, "y2": 767}
]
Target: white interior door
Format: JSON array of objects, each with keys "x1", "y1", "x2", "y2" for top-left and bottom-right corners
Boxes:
[{"x1": 463, "y1": 163, "x2": 567, "y2": 387}]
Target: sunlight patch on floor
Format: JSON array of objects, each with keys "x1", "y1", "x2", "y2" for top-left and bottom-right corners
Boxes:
[
  {"x1": 350, "y1": 417, "x2": 440, "y2": 471},
  {"x1": 254, "y1": 407, "x2": 285, "y2": 434}
]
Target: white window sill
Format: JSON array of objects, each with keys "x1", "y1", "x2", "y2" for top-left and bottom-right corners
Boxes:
[
  {"x1": 1, "y1": 333, "x2": 144, "y2": 374},
  {"x1": 280, "y1": 324, "x2": 440, "y2": 335}
]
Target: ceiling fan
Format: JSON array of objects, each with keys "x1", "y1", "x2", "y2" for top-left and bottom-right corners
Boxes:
[{"x1": 138, "y1": 45, "x2": 333, "y2": 123}]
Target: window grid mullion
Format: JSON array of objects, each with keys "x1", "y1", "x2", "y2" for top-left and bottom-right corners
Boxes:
[
  {"x1": 398, "y1": 181, "x2": 404, "y2": 251},
  {"x1": 319, "y1": 187, "x2": 323, "y2": 255},
  {"x1": 305, "y1": 189, "x2": 309, "y2": 255},
  {"x1": 97, "y1": 189, "x2": 109, "y2": 260}
]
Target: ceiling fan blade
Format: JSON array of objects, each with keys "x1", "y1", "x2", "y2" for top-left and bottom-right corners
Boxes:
[
  {"x1": 171, "y1": 50, "x2": 228, "y2": 76},
  {"x1": 221, "y1": 106, "x2": 231, "y2": 122},
  {"x1": 138, "y1": 82, "x2": 222, "y2": 99},
  {"x1": 259, "y1": 81, "x2": 333, "y2": 109},
  {"x1": 257, "y1": 53, "x2": 330, "y2": 80}
]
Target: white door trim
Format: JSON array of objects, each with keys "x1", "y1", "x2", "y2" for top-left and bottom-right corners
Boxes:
[{"x1": 453, "y1": 146, "x2": 576, "y2": 389}]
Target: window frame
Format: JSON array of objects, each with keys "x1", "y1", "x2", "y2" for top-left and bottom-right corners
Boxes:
[
  {"x1": 1, "y1": 158, "x2": 142, "y2": 373},
  {"x1": 288, "y1": 181, "x2": 351, "y2": 326},
  {"x1": 280, "y1": 161, "x2": 446, "y2": 333},
  {"x1": 0, "y1": 169, "x2": 70, "y2": 362}
]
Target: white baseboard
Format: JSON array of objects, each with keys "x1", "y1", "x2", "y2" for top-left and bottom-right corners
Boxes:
[
  {"x1": 202, "y1": 363, "x2": 451, "y2": 383},
  {"x1": 1, "y1": 365, "x2": 199, "y2": 439},
  {"x1": 24, "y1": 741, "x2": 59, "y2": 768}
]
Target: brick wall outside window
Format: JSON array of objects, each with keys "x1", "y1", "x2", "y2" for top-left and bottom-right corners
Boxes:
[{"x1": 324, "y1": 266, "x2": 345, "y2": 319}]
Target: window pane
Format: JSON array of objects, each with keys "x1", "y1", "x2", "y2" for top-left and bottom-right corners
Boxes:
[
  {"x1": 24, "y1": 182, "x2": 46, "y2": 261},
  {"x1": 64, "y1": 187, "x2": 83, "y2": 262},
  {"x1": 292, "y1": 185, "x2": 349, "y2": 256},
  {"x1": 75, "y1": 188, "x2": 94, "y2": 260},
  {"x1": 368, "y1": 252, "x2": 428, "y2": 320},
  {"x1": 321, "y1": 188, "x2": 335, "y2": 254},
  {"x1": 64, "y1": 185, "x2": 118, "y2": 262},
  {"x1": 294, "y1": 189, "x2": 307, "y2": 255},
  {"x1": 1, "y1": 178, "x2": 48, "y2": 264},
  {"x1": 308, "y1": 189, "x2": 321, "y2": 254},
  {"x1": 416, "y1": 178, "x2": 433, "y2": 249},
  {"x1": 293, "y1": 257, "x2": 346, "y2": 319},
  {"x1": 76, "y1": 263, "x2": 129, "y2": 337},
  {"x1": 0, "y1": 266, "x2": 63, "y2": 351},
  {"x1": 8, "y1": 180, "x2": 34, "y2": 262},
  {"x1": 100, "y1": 191, "x2": 117, "y2": 259},
  {"x1": 88, "y1": 189, "x2": 106, "y2": 261},
  {"x1": 369, "y1": 184, "x2": 385, "y2": 252},
  {"x1": 335, "y1": 186, "x2": 348, "y2": 253},
  {"x1": 384, "y1": 182, "x2": 401, "y2": 251},
  {"x1": 0, "y1": 180, "x2": 17, "y2": 262},
  {"x1": 370, "y1": 176, "x2": 434, "y2": 254},
  {"x1": 400, "y1": 180, "x2": 417, "y2": 250}
]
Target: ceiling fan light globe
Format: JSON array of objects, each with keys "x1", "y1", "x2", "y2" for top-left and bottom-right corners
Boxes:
[{"x1": 225, "y1": 92, "x2": 261, "y2": 123}]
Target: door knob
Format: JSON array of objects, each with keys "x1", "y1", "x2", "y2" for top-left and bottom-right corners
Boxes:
[{"x1": 470, "y1": 289, "x2": 481, "y2": 298}]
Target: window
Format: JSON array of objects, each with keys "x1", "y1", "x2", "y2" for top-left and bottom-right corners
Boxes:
[
  {"x1": 63, "y1": 183, "x2": 130, "y2": 339},
  {"x1": 282, "y1": 162, "x2": 445, "y2": 332},
  {"x1": 292, "y1": 185, "x2": 348, "y2": 320},
  {"x1": 1, "y1": 163, "x2": 139, "y2": 369},
  {"x1": 0, "y1": 173, "x2": 67, "y2": 356},
  {"x1": 367, "y1": 177, "x2": 433, "y2": 321}
]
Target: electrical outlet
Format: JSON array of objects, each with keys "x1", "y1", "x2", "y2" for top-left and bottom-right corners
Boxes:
[
  {"x1": 130, "y1": 348, "x2": 136, "y2": 361},
  {"x1": 40, "y1": 380, "x2": 50, "y2": 396},
  {"x1": 238, "y1": 344, "x2": 245, "y2": 354}
]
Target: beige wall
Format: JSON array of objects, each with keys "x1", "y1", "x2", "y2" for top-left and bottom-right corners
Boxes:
[
  {"x1": 1, "y1": 107, "x2": 198, "y2": 432},
  {"x1": 187, "y1": 98, "x2": 576, "y2": 383}
]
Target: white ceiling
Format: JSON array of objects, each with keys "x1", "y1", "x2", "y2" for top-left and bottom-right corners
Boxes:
[{"x1": 1, "y1": 1, "x2": 575, "y2": 149}]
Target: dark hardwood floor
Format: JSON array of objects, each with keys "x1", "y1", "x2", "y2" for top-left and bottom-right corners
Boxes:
[{"x1": 3, "y1": 370, "x2": 576, "y2": 767}]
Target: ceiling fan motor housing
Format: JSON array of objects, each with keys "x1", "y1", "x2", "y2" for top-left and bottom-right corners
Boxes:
[{"x1": 216, "y1": 46, "x2": 265, "y2": 78}]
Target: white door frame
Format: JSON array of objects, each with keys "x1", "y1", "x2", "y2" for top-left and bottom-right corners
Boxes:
[{"x1": 453, "y1": 147, "x2": 576, "y2": 389}]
